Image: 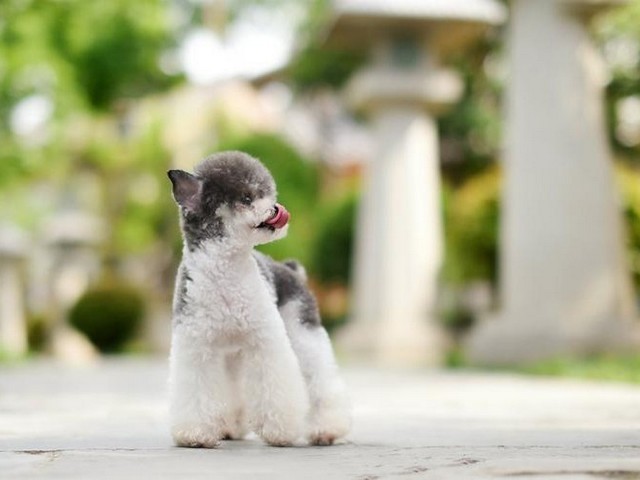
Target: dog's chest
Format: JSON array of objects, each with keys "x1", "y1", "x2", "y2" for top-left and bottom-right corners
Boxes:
[{"x1": 181, "y1": 250, "x2": 276, "y2": 334}]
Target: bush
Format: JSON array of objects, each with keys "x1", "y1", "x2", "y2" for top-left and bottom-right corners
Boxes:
[
  {"x1": 444, "y1": 166, "x2": 501, "y2": 286},
  {"x1": 26, "y1": 314, "x2": 50, "y2": 352},
  {"x1": 440, "y1": 167, "x2": 501, "y2": 335},
  {"x1": 616, "y1": 164, "x2": 640, "y2": 291},
  {"x1": 309, "y1": 192, "x2": 358, "y2": 333},
  {"x1": 310, "y1": 190, "x2": 358, "y2": 285},
  {"x1": 69, "y1": 284, "x2": 145, "y2": 352}
]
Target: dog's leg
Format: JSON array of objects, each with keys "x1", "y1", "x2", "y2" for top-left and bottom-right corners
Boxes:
[
  {"x1": 169, "y1": 331, "x2": 227, "y2": 448},
  {"x1": 292, "y1": 326, "x2": 352, "y2": 446},
  {"x1": 280, "y1": 302, "x2": 352, "y2": 446},
  {"x1": 221, "y1": 351, "x2": 248, "y2": 440},
  {"x1": 243, "y1": 325, "x2": 309, "y2": 447}
]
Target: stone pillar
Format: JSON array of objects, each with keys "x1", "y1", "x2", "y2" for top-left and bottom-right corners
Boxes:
[
  {"x1": 467, "y1": 0, "x2": 639, "y2": 365},
  {"x1": 0, "y1": 227, "x2": 28, "y2": 356},
  {"x1": 44, "y1": 211, "x2": 103, "y2": 363},
  {"x1": 337, "y1": 35, "x2": 462, "y2": 366}
]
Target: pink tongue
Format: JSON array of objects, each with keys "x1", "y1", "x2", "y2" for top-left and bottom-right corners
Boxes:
[{"x1": 265, "y1": 203, "x2": 290, "y2": 229}]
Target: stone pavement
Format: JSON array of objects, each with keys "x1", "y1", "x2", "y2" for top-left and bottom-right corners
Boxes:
[{"x1": 1, "y1": 358, "x2": 640, "y2": 479}]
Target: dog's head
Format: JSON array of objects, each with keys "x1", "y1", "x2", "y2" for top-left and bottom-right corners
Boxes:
[{"x1": 167, "y1": 151, "x2": 290, "y2": 250}]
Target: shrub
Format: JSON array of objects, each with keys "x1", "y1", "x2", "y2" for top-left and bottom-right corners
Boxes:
[
  {"x1": 26, "y1": 314, "x2": 50, "y2": 352},
  {"x1": 444, "y1": 166, "x2": 501, "y2": 287},
  {"x1": 310, "y1": 190, "x2": 358, "y2": 285},
  {"x1": 616, "y1": 164, "x2": 640, "y2": 290},
  {"x1": 69, "y1": 284, "x2": 145, "y2": 352},
  {"x1": 441, "y1": 167, "x2": 500, "y2": 335},
  {"x1": 309, "y1": 192, "x2": 358, "y2": 333}
]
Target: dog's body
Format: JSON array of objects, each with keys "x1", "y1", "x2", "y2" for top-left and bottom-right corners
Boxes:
[{"x1": 167, "y1": 151, "x2": 351, "y2": 448}]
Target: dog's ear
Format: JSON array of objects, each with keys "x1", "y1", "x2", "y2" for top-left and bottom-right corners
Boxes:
[{"x1": 167, "y1": 170, "x2": 202, "y2": 212}]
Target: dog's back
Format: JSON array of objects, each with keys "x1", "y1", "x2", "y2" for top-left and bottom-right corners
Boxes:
[{"x1": 253, "y1": 252, "x2": 321, "y2": 328}]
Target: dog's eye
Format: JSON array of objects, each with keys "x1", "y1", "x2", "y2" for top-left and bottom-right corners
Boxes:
[{"x1": 241, "y1": 195, "x2": 253, "y2": 206}]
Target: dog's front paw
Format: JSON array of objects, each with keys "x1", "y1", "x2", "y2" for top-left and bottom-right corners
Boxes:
[
  {"x1": 259, "y1": 426, "x2": 299, "y2": 447},
  {"x1": 255, "y1": 416, "x2": 304, "y2": 447},
  {"x1": 172, "y1": 425, "x2": 221, "y2": 448},
  {"x1": 309, "y1": 431, "x2": 338, "y2": 446},
  {"x1": 251, "y1": 392, "x2": 307, "y2": 447},
  {"x1": 308, "y1": 420, "x2": 350, "y2": 446},
  {"x1": 307, "y1": 402, "x2": 352, "y2": 446}
]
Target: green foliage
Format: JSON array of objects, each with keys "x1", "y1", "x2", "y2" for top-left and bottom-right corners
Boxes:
[
  {"x1": 69, "y1": 284, "x2": 145, "y2": 353},
  {"x1": 279, "y1": 0, "x2": 365, "y2": 92},
  {"x1": 63, "y1": 117, "x2": 176, "y2": 261},
  {"x1": 310, "y1": 190, "x2": 358, "y2": 284},
  {"x1": 521, "y1": 355, "x2": 640, "y2": 384},
  {"x1": 440, "y1": 296, "x2": 476, "y2": 339},
  {"x1": 438, "y1": 37, "x2": 503, "y2": 184},
  {"x1": 444, "y1": 167, "x2": 501, "y2": 286},
  {"x1": 445, "y1": 347, "x2": 468, "y2": 369},
  {"x1": 116, "y1": 124, "x2": 178, "y2": 255},
  {"x1": 49, "y1": 0, "x2": 180, "y2": 111},
  {"x1": 597, "y1": 1, "x2": 640, "y2": 161},
  {"x1": 217, "y1": 133, "x2": 319, "y2": 264},
  {"x1": 0, "y1": 347, "x2": 24, "y2": 364},
  {"x1": 0, "y1": 143, "x2": 28, "y2": 187},
  {"x1": 0, "y1": 0, "x2": 181, "y2": 190},
  {"x1": 616, "y1": 165, "x2": 640, "y2": 289},
  {"x1": 26, "y1": 314, "x2": 49, "y2": 353},
  {"x1": 287, "y1": 46, "x2": 366, "y2": 92}
]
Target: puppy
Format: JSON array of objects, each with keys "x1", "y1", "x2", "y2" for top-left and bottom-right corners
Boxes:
[{"x1": 167, "y1": 151, "x2": 351, "y2": 448}]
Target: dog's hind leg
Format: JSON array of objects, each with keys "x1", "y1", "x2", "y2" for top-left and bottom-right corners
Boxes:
[
  {"x1": 243, "y1": 323, "x2": 309, "y2": 447},
  {"x1": 280, "y1": 301, "x2": 352, "y2": 446}
]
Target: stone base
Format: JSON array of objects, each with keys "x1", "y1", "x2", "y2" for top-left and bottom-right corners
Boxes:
[
  {"x1": 336, "y1": 318, "x2": 449, "y2": 368},
  {"x1": 49, "y1": 327, "x2": 99, "y2": 365},
  {"x1": 466, "y1": 312, "x2": 640, "y2": 366}
]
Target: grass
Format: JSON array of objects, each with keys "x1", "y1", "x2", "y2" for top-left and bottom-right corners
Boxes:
[
  {"x1": 445, "y1": 346, "x2": 640, "y2": 384},
  {"x1": 518, "y1": 355, "x2": 640, "y2": 384},
  {"x1": 0, "y1": 347, "x2": 28, "y2": 365}
]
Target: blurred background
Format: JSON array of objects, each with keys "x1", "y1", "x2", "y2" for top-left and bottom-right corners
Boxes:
[{"x1": 2, "y1": 0, "x2": 640, "y2": 377}]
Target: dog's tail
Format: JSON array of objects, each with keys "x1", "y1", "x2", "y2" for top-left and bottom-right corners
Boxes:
[{"x1": 283, "y1": 259, "x2": 308, "y2": 283}]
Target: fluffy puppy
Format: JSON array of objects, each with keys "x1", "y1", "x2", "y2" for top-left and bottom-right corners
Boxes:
[{"x1": 167, "y1": 151, "x2": 351, "y2": 448}]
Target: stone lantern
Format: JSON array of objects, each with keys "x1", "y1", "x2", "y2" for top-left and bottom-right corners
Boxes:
[
  {"x1": 0, "y1": 225, "x2": 29, "y2": 356},
  {"x1": 468, "y1": 0, "x2": 639, "y2": 365},
  {"x1": 43, "y1": 210, "x2": 103, "y2": 362},
  {"x1": 325, "y1": 0, "x2": 506, "y2": 366}
]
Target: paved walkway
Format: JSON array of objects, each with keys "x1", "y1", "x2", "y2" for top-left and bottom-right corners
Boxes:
[{"x1": 1, "y1": 358, "x2": 640, "y2": 479}]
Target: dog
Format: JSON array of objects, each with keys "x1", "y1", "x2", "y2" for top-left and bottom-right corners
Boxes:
[{"x1": 167, "y1": 151, "x2": 351, "y2": 448}]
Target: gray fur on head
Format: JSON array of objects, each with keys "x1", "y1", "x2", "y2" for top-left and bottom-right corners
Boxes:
[{"x1": 168, "y1": 151, "x2": 277, "y2": 250}]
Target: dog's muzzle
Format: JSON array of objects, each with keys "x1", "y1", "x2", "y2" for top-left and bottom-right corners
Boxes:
[{"x1": 261, "y1": 203, "x2": 290, "y2": 229}]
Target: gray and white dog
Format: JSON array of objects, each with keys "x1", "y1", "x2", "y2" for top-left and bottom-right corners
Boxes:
[{"x1": 167, "y1": 151, "x2": 351, "y2": 448}]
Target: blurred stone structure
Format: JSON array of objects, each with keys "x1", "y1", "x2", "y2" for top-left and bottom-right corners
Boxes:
[
  {"x1": 326, "y1": 0, "x2": 506, "y2": 366},
  {"x1": 0, "y1": 225, "x2": 29, "y2": 356},
  {"x1": 43, "y1": 210, "x2": 103, "y2": 362},
  {"x1": 468, "y1": 0, "x2": 640, "y2": 365}
]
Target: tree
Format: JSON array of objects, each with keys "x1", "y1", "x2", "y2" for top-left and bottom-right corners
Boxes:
[{"x1": 0, "y1": 0, "x2": 181, "y2": 186}]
